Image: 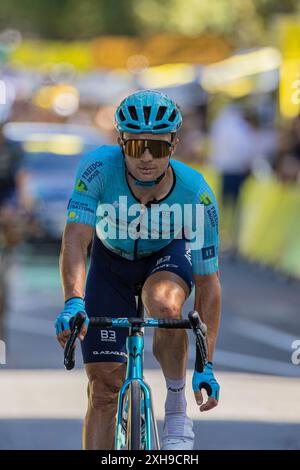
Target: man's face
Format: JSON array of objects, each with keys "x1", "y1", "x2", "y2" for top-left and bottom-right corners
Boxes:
[{"x1": 119, "y1": 132, "x2": 178, "y2": 183}]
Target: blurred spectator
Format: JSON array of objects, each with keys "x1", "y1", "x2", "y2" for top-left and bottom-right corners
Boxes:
[
  {"x1": 210, "y1": 104, "x2": 255, "y2": 252},
  {"x1": 0, "y1": 124, "x2": 24, "y2": 339},
  {"x1": 175, "y1": 109, "x2": 208, "y2": 163},
  {"x1": 276, "y1": 115, "x2": 300, "y2": 183}
]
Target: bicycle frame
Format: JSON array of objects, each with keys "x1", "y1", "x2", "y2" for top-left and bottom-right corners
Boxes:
[
  {"x1": 64, "y1": 307, "x2": 208, "y2": 450},
  {"x1": 115, "y1": 324, "x2": 159, "y2": 450}
]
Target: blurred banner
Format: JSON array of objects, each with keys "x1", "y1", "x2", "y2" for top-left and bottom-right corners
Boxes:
[
  {"x1": 10, "y1": 34, "x2": 232, "y2": 70},
  {"x1": 277, "y1": 16, "x2": 300, "y2": 118}
]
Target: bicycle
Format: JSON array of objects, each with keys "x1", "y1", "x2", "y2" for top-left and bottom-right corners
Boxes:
[{"x1": 63, "y1": 285, "x2": 208, "y2": 450}]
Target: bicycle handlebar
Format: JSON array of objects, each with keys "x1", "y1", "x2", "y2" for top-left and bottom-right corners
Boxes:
[
  {"x1": 63, "y1": 311, "x2": 208, "y2": 371},
  {"x1": 89, "y1": 316, "x2": 191, "y2": 328}
]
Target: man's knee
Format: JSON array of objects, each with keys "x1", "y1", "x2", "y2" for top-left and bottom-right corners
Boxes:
[
  {"x1": 86, "y1": 363, "x2": 126, "y2": 411},
  {"x1": 145, "y1": 288, "x2": 182, "y2": 319},
  {"x1": 142, "y1": 273, "x2": 188, "y2": 320}
]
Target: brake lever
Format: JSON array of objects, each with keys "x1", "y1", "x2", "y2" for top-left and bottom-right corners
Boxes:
[
  {"x1": 188, "y1": 310, "x2": 208, "y2": 373},
  {"x1": 64, "y1": 312, "x2": 86, "y2": 370}
]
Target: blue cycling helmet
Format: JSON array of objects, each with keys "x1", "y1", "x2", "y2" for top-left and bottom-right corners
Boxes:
[{"x1": 114, "y1": 89, "x2": 182, "y2": 134}]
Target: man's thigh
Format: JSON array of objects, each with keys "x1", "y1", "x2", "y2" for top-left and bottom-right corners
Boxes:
[
  {"x1": 85, "y1": 362, "x2": 127, "y2": 390},
  {"x1": 82, "y1": 259, "x2": 137, "y2": 365},
  {"x1": 142, "y1": 239, "x2": 194, "y2": 317}
]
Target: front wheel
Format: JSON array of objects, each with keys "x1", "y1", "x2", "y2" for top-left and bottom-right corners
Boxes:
[{"x1": 127, "y1": 380, "x2": 142, "y2": 450}]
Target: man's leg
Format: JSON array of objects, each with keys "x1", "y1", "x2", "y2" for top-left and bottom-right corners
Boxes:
[
  {"x1": 142, "y1": 271, "x2": 194, "y2": 449},
  {"x1": 83, "y1": 362, "x2": 126, "y2": 450},
  {"x1": 142, "y1": 271, "x2": 189, "y2": 378}
]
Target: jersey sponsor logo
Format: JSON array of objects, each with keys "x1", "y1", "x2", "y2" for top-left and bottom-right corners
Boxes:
[
  {"x1": 68, "y1": 211, "x2": 79, "y2": 220},
  {"x1": 207, "y1": 207, "x2": 218, "y2": 228},
  {"x1": 168, "y1": 385, "x2": 185, "y2": 392},
  {"x1": 202, "y1": 245, "x2": 216, "y2": 260},
  {"x1": 184, "y1": 249, "x2": 192, "y2": 265},
  {"x1": 156, "y1": 255, "x2": 171, "y2": 266},
  {"x1": 81, "y1": 162, "x2": 103, "y2": 183},
  {"x1": 75, "y1": 179, "x2": 88, "y2": 192},
  {"x1": 151, "y1": 263, "x2": 179, "y2": 273},
  {"x1": 199, "y1": 192, "x2": 213, "y2": 206},
  {"x1": 68, "y1": 200, "x2": 94, "y2": 214},
  {"x1": 86, "y1": 170, "x2": 100, "y2": 183},
  {"x1": 100, "y1": 330, "x2": 116, "y2": 342},
  {"x1": 93, "y1": 350, "x2": 127, "y2": 357},
  {"x1": 82, "y1": 161, "x2": 103, "y2": 177}
]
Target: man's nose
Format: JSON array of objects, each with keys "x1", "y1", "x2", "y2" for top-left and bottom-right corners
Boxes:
[{"x1": 140, "y1": 148, "x2": 154, "y2": 161}]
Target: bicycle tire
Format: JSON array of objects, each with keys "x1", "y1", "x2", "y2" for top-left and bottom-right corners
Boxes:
[
  {"x1": 127, "y1": 380, "x2": 142, "y2": 450},
  {"x1": 116, "y1": 389, "x2": 129, "y2": 450}
]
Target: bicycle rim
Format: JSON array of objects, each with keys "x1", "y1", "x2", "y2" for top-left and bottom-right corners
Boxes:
[
  {"x1": 127, "y1": 380, "x2": 142, "y2": 450},
  {"x1": 116, "y1": 389, "x2": 129, "y2": 450}
]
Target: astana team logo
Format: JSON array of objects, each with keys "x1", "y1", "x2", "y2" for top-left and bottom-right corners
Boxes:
[{"x1": 75, "y1": 179, "x2": 88, "y2": 192}]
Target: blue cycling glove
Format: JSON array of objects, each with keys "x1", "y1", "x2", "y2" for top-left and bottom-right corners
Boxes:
[
  {"x1": 55, "y1": 297, "x2": 89, "y2": 336},
  {"x1": 192, "y1": 362, "x2": 220, "y2": 401}
]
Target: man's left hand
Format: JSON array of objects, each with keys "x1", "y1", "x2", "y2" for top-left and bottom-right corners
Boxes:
[{"x1": 192, "y1": 362, "x2": 220, "y2": 412}]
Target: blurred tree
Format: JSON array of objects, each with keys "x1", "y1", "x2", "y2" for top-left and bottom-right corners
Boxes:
[
  {"x1": 0, "y1": 0, "x2": 299, "y2": 42},
  {"x1": 133, "y1": 0, "x2": 300, "y2": 46},
  {"x1": 0, "y1": 0, "x2": 139, "y2": 39}
]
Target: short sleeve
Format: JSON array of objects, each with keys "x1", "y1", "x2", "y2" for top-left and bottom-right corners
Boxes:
[
  {"x1": 190, "y1": 187, "x2": 219, "y2": 275},
  {"x1": 66, "y1": 150, "x2": 105, "y2": 227}
]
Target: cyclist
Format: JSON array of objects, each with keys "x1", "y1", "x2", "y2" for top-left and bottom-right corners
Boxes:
[{"x1": 55, "y1": 90, "x2": 221, "y2": 450}]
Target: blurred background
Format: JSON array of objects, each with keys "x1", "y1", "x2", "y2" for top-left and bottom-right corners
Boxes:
[{"x1": 0, "y1": 0, "x2": 300, "y2": 450}]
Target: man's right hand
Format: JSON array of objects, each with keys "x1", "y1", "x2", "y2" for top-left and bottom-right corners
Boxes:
[{"x1": 55, "y1": 297, "x2": 89, "y2": 348}]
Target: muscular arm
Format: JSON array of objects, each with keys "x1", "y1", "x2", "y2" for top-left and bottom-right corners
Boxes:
[
  {"x1": 60, "y1": 222, "x2": 94, "y2": 301},
  {"x1": 193, "y1": 271, "x2": 221, "y2": 362}
]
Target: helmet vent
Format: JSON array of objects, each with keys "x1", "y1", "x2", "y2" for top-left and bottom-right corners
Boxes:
[
  {"x1": 143, "y1": 106, "x2": 151, "y2": 125},
  {"x1": 153, "y1": 124, "x2": 169, "y2": 130},
  {"x1": 128, "y1": 106, "x2": 138, "y2": 121},
  {"x1": 156, "y1": 106, "x2": 167, "y2": 121},
  {"x1": 119, "y1": 109, "x2": 126, "y2": 121},
  {"x1": 169, "y1": 109, "x2": 177, "y2": 122},
  {"x1": 126, "y1": 123, "x2": 140, "y2": 130}
]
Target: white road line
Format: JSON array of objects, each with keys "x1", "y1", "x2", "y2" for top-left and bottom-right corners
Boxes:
[
  {"x1": 0, "y1": 369, "x2": 300, "y2": 423},
  {"x1": 215, "y1": 349, "x2": 299, "y2": 377},
  {"x1": 230, "y1": 317, "x2": 298, "y2": 352}
]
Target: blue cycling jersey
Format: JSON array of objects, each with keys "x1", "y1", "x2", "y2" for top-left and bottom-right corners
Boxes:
[{"x1": 66, "y1": 145, "x2": 219, "y2": 276}]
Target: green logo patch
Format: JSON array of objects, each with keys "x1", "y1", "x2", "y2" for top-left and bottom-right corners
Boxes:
[
  {"x1": 199, "y1": 192, "x2": 213, "y2": 206},
  {"x1": 75, "y1": 179, "x2": 88, "y2": 193}
]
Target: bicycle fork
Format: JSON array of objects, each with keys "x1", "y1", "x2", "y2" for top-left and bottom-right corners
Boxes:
[{"x1": 115, "y1": 329, "x2": 159, "y2": 450}]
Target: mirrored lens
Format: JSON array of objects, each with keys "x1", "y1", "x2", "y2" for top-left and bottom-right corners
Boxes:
[{"x1": 123, "y1": 140, "x2": 171, "y2": 158}]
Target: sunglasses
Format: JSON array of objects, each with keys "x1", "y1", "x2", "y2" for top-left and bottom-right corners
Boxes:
[{"x1": 121, "y1": 139, "x2": 173, "y2": 159}]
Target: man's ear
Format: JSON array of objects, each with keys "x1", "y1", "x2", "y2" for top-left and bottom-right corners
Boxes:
[
  {"x1": 171, "y1": 137, "x2": 179, "y2": 154},
  {"x1": 117, "y1": 136, "x2": 122, "y2": 145}
]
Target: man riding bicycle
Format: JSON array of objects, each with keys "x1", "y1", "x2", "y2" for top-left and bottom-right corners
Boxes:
[{"x1": 55, "y1": 90, "x2": 221, "y2": 450}]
